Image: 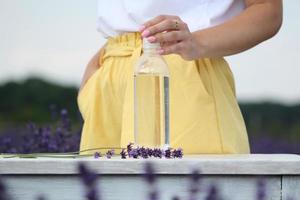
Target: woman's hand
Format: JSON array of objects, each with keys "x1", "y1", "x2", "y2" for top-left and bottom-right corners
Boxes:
[
  {"x1": 139, "y1": 15, "x2": 201, "y2": 60},
  {"x1": 139, "y1": 0, "x2": 282, "y2": 60}
]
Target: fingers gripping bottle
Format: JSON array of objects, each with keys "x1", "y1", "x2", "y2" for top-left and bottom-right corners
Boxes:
[{"x1": 134, "y1": 38, "x2": 170, "y2": 150}]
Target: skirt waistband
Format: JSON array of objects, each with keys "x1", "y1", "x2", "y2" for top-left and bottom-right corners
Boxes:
[
  {"x1": 106, "y1": 32, "x2": 143, "y2": 48},
  {"x1": 100, "y1": 32, "x2": 143, "y2": 66}
]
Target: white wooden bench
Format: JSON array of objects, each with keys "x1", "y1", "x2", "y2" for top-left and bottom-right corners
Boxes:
[{"x1": 1, "y1": 154, "x2": 300, "y2": 200}]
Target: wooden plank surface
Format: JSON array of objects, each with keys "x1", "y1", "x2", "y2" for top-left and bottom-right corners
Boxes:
[
  {"x1": 1, "y1": 154, "x2": 300, "y2": 175},
  {"x1": 282, "y1": 176, "x2": 300, "y2": 200},
  {"x1": 3, "y1": 175, "x2": 281, "y2": 200}
]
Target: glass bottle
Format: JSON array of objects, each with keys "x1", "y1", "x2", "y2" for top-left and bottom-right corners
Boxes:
[{"x1": 133, "y1": 38, "x2": 170, "y2": 150}]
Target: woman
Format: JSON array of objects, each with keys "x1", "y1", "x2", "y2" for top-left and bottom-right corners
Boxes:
[{"x1": 77, "y1": 0, "x2": 282, "y2": 155}]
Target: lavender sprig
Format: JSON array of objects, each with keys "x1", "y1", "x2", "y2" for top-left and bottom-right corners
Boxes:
[
  {"x1": 172, "y1": 148, "x2": 183, "y2": 158},
  {"x1": 105, "y1": 149, "x2": 115, "y2": 159},
  {"x1": 127, "y1": 142, "x2": 134, "y2": 155},
  {"x1": 128, "y1": 148, "x2": 139, "y2": 159},
  {"x1": 120, "y1": 149, "x2": 127, "y2": 159},
  {"x1": 164, "y1": 147, "x2": 172, "y2": 158},
  {"x1": 94, "y1": 152, "x2": 101, "y2": 159}
]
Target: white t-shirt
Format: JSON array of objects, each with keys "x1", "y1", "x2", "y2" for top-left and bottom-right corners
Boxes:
[{"x1": 97, "y1": 0, "x2": 245, "y2": 38}]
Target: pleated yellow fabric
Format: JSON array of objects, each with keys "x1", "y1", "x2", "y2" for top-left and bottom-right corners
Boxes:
[{"x1": 77, "y1": 32, "x2": 250, "y2": 155}]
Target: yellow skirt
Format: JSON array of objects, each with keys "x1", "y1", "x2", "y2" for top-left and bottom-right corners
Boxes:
[{"x1": 77, "y1": 32, "x2": 250, "y2": 155}]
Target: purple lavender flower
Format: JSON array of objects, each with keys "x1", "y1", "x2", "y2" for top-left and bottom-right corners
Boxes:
[
  {"x1": 143, "y1": 162, "x2": 156, "y2": 185},
  {"x1": 142, "y1": 162, "x2": 159, "y2": 200},
  {"x1": 190, "y1": 169, "x2": 201, "y2": 183},
  {"x1": 147, "y1": 148, "x2": 154, "y2": 157},
  {"x1": 86, "y1": 187, "x2": 99, "y2": 200},
  {"x1": 172, "y1": 148, "x2": 183, "y2": 158},
  {"x1": 163, "y1": 147, "x2": 172, "y2": 158},
  {"x1": 106, "y1": 149, "x2": 115, "y2": 159},
  {"x1": 120, "y1": 148, "x2": 127, "y2": 159},
  {"x1": 94, "y1": 152, "x2": 101, "y2": 159},
  {"x1": 77, "y1": 163, "x2": 100, "y2": 200},
  {"x1": 172, "y1": 196, "x2": 180, "y2": 200},
  {"x1": 127, "y1": 142, "x2": 134, "y2": 152},
  {"x1": 78, "y1": 162, "x2": 98, "y2": 187},
  {"x1": 256, "y1": 178, "x2": 267, "y2": 200},
  {"x1": 188, "y1": 169, "x2": 202, "y2": 200},
  {"x1": 152, "y1": 148, "x2": 163, "y2": 158},
  {"x1": 138, "y1": 146, "x2": 149, "y2": 159},
  {"x1": 36, "y1": 194, "x2": 46, "y2": 200},
  {"x1": 0, "y1": 176, "x2": 9, "y2": 200},
  {"x1": 60, "y1": 108, "x2": 71, "y2": 131},
  {"x1": 128, "y1": 148, "x2": 139, "y2": 158},
  {"x1": 148, "y1": 191, "x2": 159, "y2": 200},
  {"x1": 205, "y1": 184, "x2": 219, "y2": 200},
  {"x1": 49, "y1": 104, "x2": 58, "y2": 121}
]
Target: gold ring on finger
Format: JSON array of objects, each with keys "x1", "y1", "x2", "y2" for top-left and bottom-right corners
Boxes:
[{"x1": 174, "y1": 20, "x2": 179, "y2": 30}]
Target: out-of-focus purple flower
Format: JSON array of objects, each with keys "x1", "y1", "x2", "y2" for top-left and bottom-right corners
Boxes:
[
  {"x1": 78, "y1": 162, "x2": 98, "y2": 187},
  {"x1": 172, "y1": 196, "x2": 180, "y2": 200},
  {"x1": 86, "y1": 187, "x2": 99, "y2": 200},
  {"x1": 143, "y1": 162, "x2": 159, "y2": 200},
  {"x1": 120, "y1": 148, "x2": 127, "y2": 159},
  {"x1": 0, "y1": 108, "x2": 81, "y2": 154},
  {"x1": 49, "y1": 104, "x2": 57, "y2": 121},
  {"x1": 61, "y1": 109, "x2": 68, "y2": 117},
  {"x1": 172, "y1": 148, "x2": 183, "y2": 158},
  {"x1": 188, "y1": 169, "x2": 202, "y2": 200},
  {"x1": 256, "y1": 178, "x2": 267, "y2": 200},
  {"x1": 148, "y1": 191, "x2": 159, "y2": 200},
  {"x1": 36, "y1": 194, "x2": 46, "y2": 200},
  {"x1": 77, "y1": 163, "x2": 100, "y2": 200},
  {"x1": 190, "y1": 169, "x2": 201, "y2": 184},
  {"x1": 0, "y1": 176, "x2": 9, "y2": 200},
  {"x1": 60, "y1": 108, "x2": 71, "y2": 131},
  {"x1": 94, "y1": 152, "x2": 101, "y2": 159},
  {"x1": 106, "y1": 149, "x2": 115, "y2": 159},
  {"x1": 205, "y1": 184, "x2": 219, "y2": 200},
  {"x1": 143, "y1": 162, "x2": 156, "y2": 185}
]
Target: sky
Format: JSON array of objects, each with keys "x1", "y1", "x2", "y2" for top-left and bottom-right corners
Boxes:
[{"x1": 0, "y1": 0, "x2": 299, "y2": 104}]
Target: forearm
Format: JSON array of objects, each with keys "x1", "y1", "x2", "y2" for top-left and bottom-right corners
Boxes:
[
  {"x1": 193, "y1": 0, "x2": 282, "y2": 58},
  {"x1": 79, "y1": 47, "x2": 104, "y2": 91}
]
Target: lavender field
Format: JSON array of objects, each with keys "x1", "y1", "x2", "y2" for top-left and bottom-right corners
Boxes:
[{"x1": 0, "y1": 78, "x2": 300, "y2": 154}]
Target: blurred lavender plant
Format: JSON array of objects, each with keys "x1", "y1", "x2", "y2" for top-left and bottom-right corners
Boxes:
[
  {"x1": 143, "y1": 162, "x2": 159, "y2": 200},
  {"x1": 120, "y1": 148, "x2": 127, "y2": 159},
  {"x1": 0, "y1": 107, "x2": 81, "y2": 154},
  {"x1": 0, "y1": 176, "x2": 10, "y2": 200},
  {"x1": 205, "y1": 184, "x2": 221, "y2": 200},
  {"x1": 0, "y1": 162, "x2": 295, "y2": 200},
  {"x1": 256, "y1": 178, "x2": 267, "y2": 200},
  {"x1": 35, "y1": 195, "x2": 46, "y2": 200},
  {"x1": 78, "y1": 162, "x2": 100, "y2": 200},
  {"x1": 188, "y1": 169, "x2": 201, "y2": 200}
]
